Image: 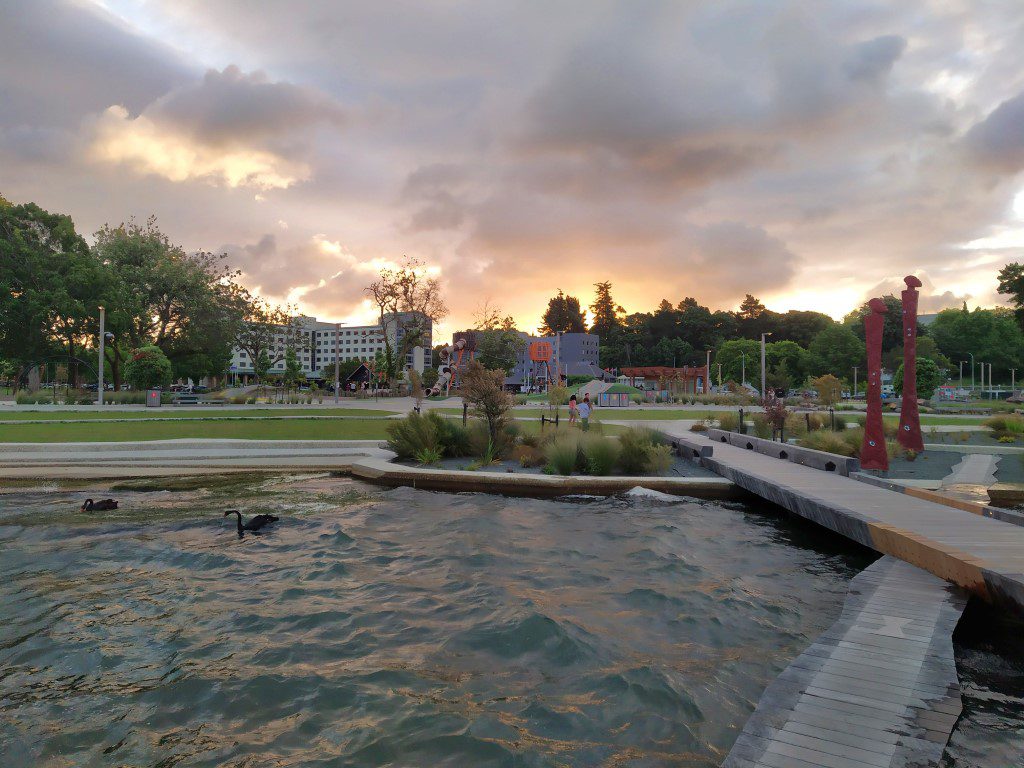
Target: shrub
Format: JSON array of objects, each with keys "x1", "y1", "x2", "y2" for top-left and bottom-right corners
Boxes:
[
  {"x1": 618, "y1": 427, "x2": 668, "y2": 475},
  {"x1": 124, "y1": 346, "x2": 173, "y2": 390},
  {"x1": 512, "y1": 444, "x2": 544, "y2": 467},
  {"x1": 689, "y1": 422, "x2": 708, "y2": 432},
  {"x1": 514, "y1": 394, "x2": 528, "y2": 405},
  {"x1": 434, "y1": 414, "x2": 471, "y2": 457},
  {"x1": 461, "y1": 362, "x2": 514, "y2": 444},
  {"x1": 905, "y1": 449, "x2": 918, "y2": 461},
  {"x1": 717, "y1": 412, "x2": 740, "y2": 432},
  {"x1": 645, "y1": 444, "x2": 673, "y2": 474},
  {"x1": 581, "y1": 433, "x2": 621, "y2": 476},
  {"x1": 386, "y1": 413, "x2": 440, "y2": 460},
  {"x1": 545, "y1": 434, "x2": 579, "y2": 475},
  {"x1": 751, "y1": 414, "x2": 772, "y2": 439},
  {"x1": 798, "y1": 429, "x2": 856, "y2": 456},
  {"x1": 998, "y1": 435, "x2": 1017, "y2": 443},
  {"x1": 985, "y1": 415, "x2": 1024, "y2": 435},
  {"x1": 415, "y1": 446, "x2": 443, "y2": 465},
  {"x1": 231, "y1": 394, "x2": 248, "y2": 404}
]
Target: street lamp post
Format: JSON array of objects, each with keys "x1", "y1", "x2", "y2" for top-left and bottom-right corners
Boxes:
[
  {"x1": 958, "y1": 361, "x2": 964, "y2": 391},
  {"x1": 333, "y1": 323, "x2": 340, "y2": 404},
  {"x1": 1012, "y1": 368, "x2": 1017, "y2": 396},
  {"x1": 740, "y1": 351, "x2": 746, "y2": 386},
  {"x1": 717, "y1": 362, "x2": 723, "y2": 388},
  {"x1": 97, "y1": 306, "x2": 105, "y2": 406},
  {"x1": 705, "y1": 349, "x2": 711, "y2": 394},
  {"x1": 970, "y1": 353, "x2": 975, "y2": 392},
  {"x1": 852, "y1": 366, "x2": 858, "y2": 399},
  {"x1": 760, "y1": 333, "x2": 772, "y2": 400}
]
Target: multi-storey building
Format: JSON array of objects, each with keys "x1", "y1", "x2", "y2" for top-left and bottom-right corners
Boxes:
[{"x1": 228, "y1": 313, "x2": 432, "y2": 383}]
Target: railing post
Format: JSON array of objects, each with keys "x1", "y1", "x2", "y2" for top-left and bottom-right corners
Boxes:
[
  {"x1": 462, "y1": 402, "x2": 468, "y2": 426},
  {"x1": 738, "y1": 407, "x2": 745, "y2": 435}
]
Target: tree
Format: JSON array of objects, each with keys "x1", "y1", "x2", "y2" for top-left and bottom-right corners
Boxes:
[
  {"x1": 234, "y1": 295, "x2": 303, "y2": 386},
  {"x1": 366, "y1": 258, "x2": 447, "y2": 385},
  {"x1": 893, "y1": 358, "x2": 943, "y2": 399},
  {"x1": 736, "y1": 294, "x2": 776, "y2": 339},
  {"x1": 0, "y1": 201, "x2": 101, "y2": 387},
  {"x1": 844, "y1": 295, "x2": 907, "y2": 353},
  {"x1": 811, "y1": 374, "x2": 843, "y2": 407},
  {"x1": 283, "y1": 347, "x2": 304, "y2": 391},
  {"x1": 807, "y1": 324, "x2": 865, "y2": 377},
  {"x1": 997, "y1": 263, "x2": 1024, "y2": 327},
  {"x1": 929, "y1": 306, "x2": 1024, "y2": 379},
  {"x1": 714, "y1": 339, "x2": 761, "y2": 384},
  {"x1": 589, "y1": 281, "x2": 624, "y2": 338},
  {"x1": 539, "y1": 290, "x2": 586, "y2": 335},
  {"x1": 92, "y1": 217, "x2": 246, "y2": 389},
  {"x1": 476, "y1": 329, "x2": 526, "y2": 373},
  {"x1": 473, "y1": 299, "x2": 515, "y2": 331},
  {"x1": 774, "y1": 311, "x2": 834, "y2": 347},
  {"x1": 460, "y1": 361, "x2": 514, "y2": 443},
  {"x1": 123, "y1": 345, "x2": 173, "y2": 390},
  {"x1": 766, "y1": 340, "x2": 809, "y2": 385},
  {"x1": 422, "y1": 366, "x2": 439, "y2": 389}
]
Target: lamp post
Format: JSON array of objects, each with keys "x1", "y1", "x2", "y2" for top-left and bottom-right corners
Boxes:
[
  {"x1": 333, "y1": 323, "x2": 340, "y2": 404},
  {"x1": 97, "y1": 306, "x2": 105, "y2": 406},
  {"x1": 760, "y1": 332, "x2": 772, "y2": 400},
  {"x1": 740, "y1": 351, "x2": 746, "y2": 386},
  {"x1": 853, "y1": 366, "x2": 858, "y2": 399},
  {"x1": 1012, "y1": 368, "x2": 1017, "y2": 396},
  {"x1": 705, "y1": 349, "x2": 711, "y2": 394},
  {"x1": 717, "y1": 362, "x2": 723, "y2": 387},
  {"x1": 969, "y1": 353, "x2": 975, "y2": 392},
  {"x1": 958, "y1": 360, "x2": 964, "y2": 391}
]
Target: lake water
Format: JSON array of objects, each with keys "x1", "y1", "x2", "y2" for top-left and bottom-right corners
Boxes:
[{"x1": 0, "y1": 476, "x2": 1020, "y2": 766}]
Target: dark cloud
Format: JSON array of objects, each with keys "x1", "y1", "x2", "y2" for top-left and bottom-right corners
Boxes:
[
  {"x1": 145, "y1": 65, "x2": 345, "y2": 147},
  {"x1": 964, "y1": 91, "x2": 1024, "y2": 173},
  {"x1": 843, "y1": 35, "x2": 907, "y2": 83}
]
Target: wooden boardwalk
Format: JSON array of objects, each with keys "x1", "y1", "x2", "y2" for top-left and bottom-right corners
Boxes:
[
  {"x1": 664, "y1": 428, "x2": 1024, "y2": 613},
  {"x1": 724, "y1": 557, "x2": 967, "y2": 768}
]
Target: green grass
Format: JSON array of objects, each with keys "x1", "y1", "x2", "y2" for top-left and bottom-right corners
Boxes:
[
  {"x1": 440, "y1": 407, "x2": 722, "y2": 421},
  {"x1": 0, "y1": 415, "x2": 620, "y2": 442},
  {"x1": 0, "y1": 407, "x2": 397, "y2": 421}
]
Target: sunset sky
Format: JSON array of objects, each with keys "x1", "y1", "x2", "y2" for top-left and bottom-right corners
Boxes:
[{"x1": 2, "y1": 1, "x2": 1024, "y2": 340}]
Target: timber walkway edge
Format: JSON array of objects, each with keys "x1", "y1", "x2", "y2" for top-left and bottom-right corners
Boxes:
[
  {"x1": 665, "y1": 428, "x2": 1024, "y2": 614},
  {"x1": 724, "y1": 556, "x2": 967, "y2": 768}
]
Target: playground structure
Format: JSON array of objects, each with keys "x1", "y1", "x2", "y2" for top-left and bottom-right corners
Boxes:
[
  {"x1": 425, "y1": 335, "x2": 472, "y2": 397},
  {"x1": 620, "y1": 366, "x2": 709, "y2": 395}
]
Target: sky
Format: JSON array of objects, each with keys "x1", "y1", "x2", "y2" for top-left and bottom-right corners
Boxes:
[{"x1": 2, "y1": 1, "x2": 1024, "y2": 341}]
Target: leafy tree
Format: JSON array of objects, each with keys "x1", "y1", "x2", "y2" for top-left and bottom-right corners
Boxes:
[
  {"x1": 893, "y1": 357, "x2": 943, "y2": 399},
  {"x1": 844, "y1": 294, "x2": 909, "y2": 353},
  {"x1": 319, "y1": 358, "x2": 363, "y2": 385},
  {"x1": 92, "y1": 217, "x2": 245, "y2": 389},
  {"x1": 811, "y1": 374, "x2": 843, "y2": 407},
  {"x1": 650, "y1": 336, "x2": 694, "y2": 366},
  {"x1": 928, "y1": 306, "x2": 1024, "y2": 379},
  {"x1": 0, "y1": 201, "x2": 101, "y2": 387},
  {"x1": 774, "y1": 311, "x2": 834, "y2": 347},
  {"x1": 476, "y1": 328, "x2": 526, "y2": 373},
  {"x1": 997, "y1": 263, "x2": 1024, "y2": 326},
  {"x1": 123, "y1": 345, "x2": 173, "y2": 390},
  {"x1": 422, "y1": 366, "x2": 439, "y2": 389},
  {"x1": 736, "y1": 294, "x2": 775, "y2": 339},
  {"x1": 473, "y1": 299, "x2": 515, "y2": 331},
  {"x1": 283, "y1": 347, "x2": 304, "y2": 390},
  {"x1": 714, "y1": 339, "x2": 761, "y2": 384},
  {"x1": 766, "y1": 340, "x2": 809, "y2": 384},
  {"x1": 460, "y1": 361, "x2": 514, "y2": 443},
  {"x1": 807, "y1": 324, "x2": 865, "y2": 377},
  {"x1": 539, "y1": 290, "x2": 586, "y2": 335},
  {"x1": 366, "y1": 258, "x2": 447, "y2": 385},
  {"x1": 234, "y1": 295, "x2": 303, "y2": 386}
]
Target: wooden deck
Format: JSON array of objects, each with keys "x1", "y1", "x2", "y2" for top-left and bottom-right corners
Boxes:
[
  {"x1": 724, "y1": 556, "x2": 967, "y2": 768},
  {"x1": 664, "y1": 428, "x2": 1024, "y2": 613}
]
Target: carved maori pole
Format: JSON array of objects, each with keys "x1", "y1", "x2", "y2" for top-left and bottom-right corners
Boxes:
[
  {"x1": 861, "y1": 297, "x2": 889, "y2": 470},
  {"x1": 898, "y1": 275, "x2": 925, "y2": 452}
]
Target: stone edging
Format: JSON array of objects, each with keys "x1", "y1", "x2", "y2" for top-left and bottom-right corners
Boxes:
[{"x1": 348, "y1": 458, "x2": 741, "y2": 499}]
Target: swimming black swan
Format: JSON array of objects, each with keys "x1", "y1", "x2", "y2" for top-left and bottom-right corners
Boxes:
[
  {"x1": 81, "y1": 498, "x2": 118, "y2": 512},
  {"x1": 225, "y1": 510, "x2": 280, "y2": 535}
]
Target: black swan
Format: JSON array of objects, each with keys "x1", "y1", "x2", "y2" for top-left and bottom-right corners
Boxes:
[
  {"x1": 81, "y1": 498, "x2": 118, "y2": 512},
  {"x1": 225, "y1": 510, "x2": 280, "y2": 535}
]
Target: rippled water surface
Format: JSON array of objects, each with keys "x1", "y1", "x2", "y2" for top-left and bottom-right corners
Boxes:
[{"x1": 0, "y1": 475, "x2": 1019, "y2": 766}]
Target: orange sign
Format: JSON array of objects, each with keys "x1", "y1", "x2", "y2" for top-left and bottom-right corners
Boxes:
[{"x1": 529, "y1": 341, "x2": 553, "y2": 362}]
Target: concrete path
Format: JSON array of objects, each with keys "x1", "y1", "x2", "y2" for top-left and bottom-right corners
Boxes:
[
  {"x1": 725, "y1": 557, "x2": 967, "y2": 768},
  {"x1": 0, "y1": 439, "x2": 392, "y2": 480},
  {"x1": 940, "y1": 454, "x2": 1000, "y2": 486},
  {"x1": 664, "y1": 426, "x2": 1024, "y2": 612}
]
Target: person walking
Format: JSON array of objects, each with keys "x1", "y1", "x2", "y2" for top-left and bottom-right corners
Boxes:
[
  {"x1": 568, "y1": 394, "x2": 578, "y2": 425},
  {"x1": 577, "y1": 396, "x2": 591, "y2": 431}
]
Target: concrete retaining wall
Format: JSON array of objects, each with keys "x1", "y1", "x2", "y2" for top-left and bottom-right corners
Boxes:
[{"x1": 704, "y1": 428, "x2": 860, "y2": 476}]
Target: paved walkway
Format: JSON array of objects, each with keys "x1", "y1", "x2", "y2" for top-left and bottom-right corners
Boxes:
[
  {"x1": 0, "y1": 439, "x2": 392, "y2": 480},
  {"x1": 663, "y1": 426, "x2": 1024, "y2": 612},
  {"x1": 941, "y1": 454, "x2": 1000, "y2": 486},
  {"x1": 725, "y1": 557, "x2": 967, "y2": 768}
]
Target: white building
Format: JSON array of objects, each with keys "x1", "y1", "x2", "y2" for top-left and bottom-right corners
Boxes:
[{"x1": 228, "y1": 313, "x2": 432, "y2": 382}]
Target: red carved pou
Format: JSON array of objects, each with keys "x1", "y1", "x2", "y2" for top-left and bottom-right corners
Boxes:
[{"x1": 861, "y1": 298, "x2": 889, "y2": 470}]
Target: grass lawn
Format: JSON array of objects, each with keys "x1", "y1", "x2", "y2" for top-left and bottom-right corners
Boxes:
[
  {"x1": 441, "y1": 407, "x2": 723, "y2": 421},
  {"x1": 0, "y1": 416, "x2": 623, "y2": 442},
  {"x1": 0, "y1": 407, "x2": 397, "y2": 421}
]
